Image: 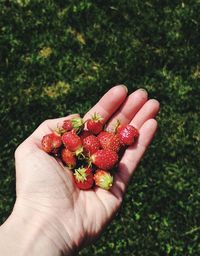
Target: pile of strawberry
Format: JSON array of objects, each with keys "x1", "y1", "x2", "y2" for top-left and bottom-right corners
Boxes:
[{"x1": 41, "y1": 113, "x2": 139, "y2": 190}]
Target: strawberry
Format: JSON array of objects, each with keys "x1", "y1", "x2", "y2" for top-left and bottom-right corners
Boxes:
[
  {"x1": 117, "y1": 124, "x2": 139, "y2": 146},
  {"x1": 62, "y1": 130, "x2": 83, "y2": 155},
  {"x1": 56, "y1": 117, "x2": 84, "y2": 135},
  {"x1": 91, "y1": 149, "x2": 118, "y2": 170},
  {"x1": 41, "y1": 134, "x2": 52, "y2": 153},
  {"x1": 86, "y1": 113, "x2": 103, "y2": 135},
  {"x1": 74, "y1": 167, "x2": 94, "y2": 190},
  {"x1": 83, "y1": 135, "x2": 101, "y2": 155},
  {"x1": 97, "y1": 131, "x2": 120, "y2": 152},
  {"x1": 94, "y1": 170, "x2": 113, "y2": 190},
  {"x1": 41, "y1": 133, "x2": 62, "y2": 154},
  {"x1": 61, "y1": 148, "x2": 76, "y2": 169},
  {"x1": 79, "y1": 130, "x2": 93, "y2": 141},
  {"x1": 62, "y1": 120, "x2": 73, "y2": 132}
]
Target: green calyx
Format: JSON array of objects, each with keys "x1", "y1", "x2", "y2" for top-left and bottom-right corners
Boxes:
[
  {"x1": 74, "y1": 167, "x2": 87, "y2": 182},
  {"x1": 75, "y1": 147, "x2": 84, "y2": 157},
  {"x1": 92, "y1": 112, "x2": 103, "y2": 122},
  {"x1": 87, "y1": 155, "x2": 94, "y2": 168},
  {"x1": 71, "y1": 118, "x2": 85, "y2": 134},
  {"x1": 98, "y1": 172, "x2": 113, "y2": 190},
  {"x1": 54, "y1": 123, "x2": 66, "y2": 135}
]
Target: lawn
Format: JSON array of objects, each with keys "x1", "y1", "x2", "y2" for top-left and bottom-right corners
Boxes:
[{"x1": 0, "y1": 1, "x2": 200, "y2": 255}]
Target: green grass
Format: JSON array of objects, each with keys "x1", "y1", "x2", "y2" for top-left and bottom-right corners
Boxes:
[{"x1": 0, "y1": 1, "x2": 200, "y2": 255}]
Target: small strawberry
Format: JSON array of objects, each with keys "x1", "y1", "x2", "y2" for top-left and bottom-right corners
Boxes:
[
  {"x1": 41, "y1": 134, "x2": 52, "y2": 153},
  {"x1": 91, "y1": 149, "x2": 118, "y2": 170},
  {"x1": 62, "y1": 120, "x2": 73, "y2": 132},
  {"x1": 56, "y1": 117, "x2": 84, "y2": 135},
  {"x1": 62, "y1": 130, "x2": 83, "y2": 155},
  {"x1": 74, "y1": 167, "x2": 94, "y2": 190},
  {"x1": 86, "y1": 112, "x2": 103, "y2": 135},
  {"x1": 94, "y1": 170, "x2": 113, "y2": 190},
  {"x1": 61, "y1": 148, "x2": 76, "y2": 169},
  {"x1": 97, "y1": 131, "x2": 120, "y2": 152},
  {"x1": 79, "y1": 130, "x2": 93, "y2": 141},
  {"x1": 117, "y1": 124, "x2": 139, "y2": 146},
  {"x1": 83, "y1": 135, "x2": 101, "y2": 155},
  {"x1": 41, "y1": 133, "x2": 62, "y2": 154}
]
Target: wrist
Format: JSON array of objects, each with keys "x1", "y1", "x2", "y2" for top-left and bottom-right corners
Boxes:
[{"x1": 0, "y1": 199, "x2": 77, "y2": 256}]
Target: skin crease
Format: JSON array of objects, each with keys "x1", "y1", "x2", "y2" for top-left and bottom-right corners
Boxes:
[{"x1": 0, "y1": 86, "x2": 159, "y2": 256}]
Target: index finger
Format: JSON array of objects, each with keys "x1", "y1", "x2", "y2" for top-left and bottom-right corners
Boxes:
[
  {"x1": 83, "y1": 85, "x2": 128, "y2": 124},
  {"x1": 26, "y1": 85, "x2": 128, "y2": 144}
]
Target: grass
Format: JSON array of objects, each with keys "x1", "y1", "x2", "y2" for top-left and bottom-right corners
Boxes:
[{"x1": 0, "y1": 1, "x2": 200, "y2": 255}]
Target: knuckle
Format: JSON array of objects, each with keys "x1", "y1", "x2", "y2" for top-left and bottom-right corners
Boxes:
[
  {"x1": 41, "y1": 119, "x2": 52, "y2": 128},
  {"x1": 14, "y1": 145, "x2": 22, "y2": 159},
  {"x1": 42, "y1": 119, "x2": 50, "y2": 125}
]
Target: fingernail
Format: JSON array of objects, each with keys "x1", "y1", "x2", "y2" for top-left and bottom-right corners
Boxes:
[
  {"x1": 139, "y1": 88, "x2": 148, "y2": 95},
  {"x1": 122, "y1": 85, "x2": 128, "y2": 93}
]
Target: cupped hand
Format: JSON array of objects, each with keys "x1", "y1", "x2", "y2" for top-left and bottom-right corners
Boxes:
[{"x1": 13, "y1": 86, "x2": 159, "y2": 254}]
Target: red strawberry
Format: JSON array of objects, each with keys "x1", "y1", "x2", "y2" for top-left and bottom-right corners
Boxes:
[
  {"x1": 74, "y1": 167, "x2": 94, "y2": 190},
  {"x1": 94, "y1": 170, "x2": 113, "y2": 190},
  {"x1": 91, "y1": 149, "x2": 118, "y2": 170},
  {"x1": 79, "y1": 130, "x2": 93, "y2": 141},
  {"x1": 62, "y1": 120, "x2": 73, "y2": 132},
  {"x1": 62, "y1": 130, "x2": 83, "y2": 155},
  {"x1": 86, "y1": 113, "x2": 103, "y2": 135},
  {"x1": 117, "y1": 124, "x2": 139, "y2": 146},
  {"x1": 41, "y1": 133, "x2": 62, "y2": 153},
  {"x1": 82, "y1": 135, "x2": 101, "y2": 155},
  {"x1": 41, "y1": 134, "x2": 52, "y2": 153},
  {"x1": 56, "y1": 118, "x2": 84, "y2": 135},
  {"x1": 97, "y1": 131, "x2": 120, "y2": 152},
  {"x1": 61, "y1": 148, "x2": 76, "y2": 169}
]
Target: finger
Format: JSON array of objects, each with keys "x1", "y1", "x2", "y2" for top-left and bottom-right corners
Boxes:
[
  {"x1": 83, "y1": 85, "x2": 128, "y2": 124},
  {"x1": 111, "y1": 119, "x2": 158, "y2": 196},
  {"x1": 31, "y1": 85, "x2": 128, "y2": 141},
  {"x1": 130, "y1": 99, "x2": 160, "y2": 129},
  {"x1": 107, "y1": 88, "x2": 148, "y2": 130},
  {"x1": 30, "y1": 114, "x2": 80, "y2": 141}
]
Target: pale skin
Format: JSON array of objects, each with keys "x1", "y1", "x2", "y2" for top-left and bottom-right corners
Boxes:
[{"x1": 0, "y1": 86, "x2": 159, "y2": 255}]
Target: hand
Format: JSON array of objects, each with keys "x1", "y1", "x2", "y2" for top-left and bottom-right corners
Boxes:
[{"x1": 0, "y1": 86, "x2": 159, "y2": 256}]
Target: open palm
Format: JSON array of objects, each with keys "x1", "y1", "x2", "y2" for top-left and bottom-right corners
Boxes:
[{"x1": 14, "y1": 86, "x2": 159, "y2": 253}]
